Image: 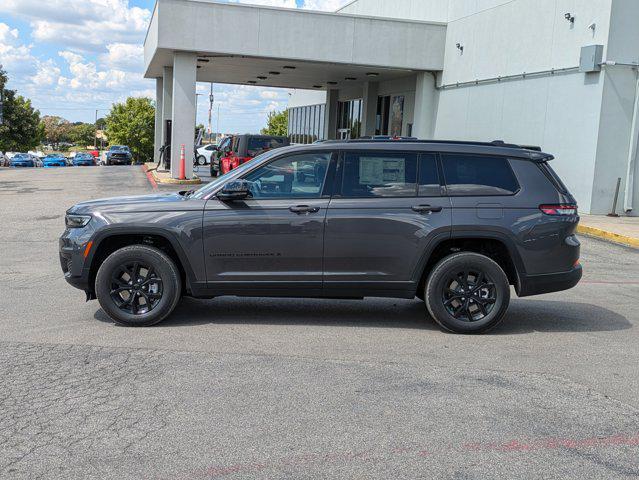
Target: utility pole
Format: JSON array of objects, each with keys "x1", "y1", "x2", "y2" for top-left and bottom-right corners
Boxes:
[
  {"x1": 94, "y1": 109, "x2": 98, "y2": 149},
  {"x1": 208, "y1": 83, "x2": 214, "y2": 143},
  {"x1": 217, "y1": 104, "x2": 220, "y2": 142},
  {"x1": 0, "y1": 64, "x2": 4, "y2": 126}
]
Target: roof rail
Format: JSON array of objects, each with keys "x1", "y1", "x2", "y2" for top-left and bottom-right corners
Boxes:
[{"x1": 327, "y1": 138, "x2": 543, "y2": 151}]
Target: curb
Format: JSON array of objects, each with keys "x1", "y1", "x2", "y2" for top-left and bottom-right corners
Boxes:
[
  {"x1": 142, "y1": 163, "x2": 202, "y2": 186},
  {"x1": 577, "y1": 225, "x2": 639, "y2": 249},
  {"x1": 141, "y1": 164, "x2": 158, "y2": 190}
]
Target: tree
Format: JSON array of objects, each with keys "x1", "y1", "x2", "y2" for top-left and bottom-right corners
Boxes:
[
  {"x1": 105, "y1": 97, "x2": 155, "y2": 163},
  {"x1": 95, "y1": 117, "x2": 106, "y2": 130},
  {"x1": 261, "y1": 110, "x2": 288, "y2": 136},
  {"x1": 41, "y1": 116, "x2": 72, "y2": 149},
  {"x1": 0, "y1": 68, "x2": 43, "y2": 152},
  {"x1": 69, "y1": 123, "x2": 96, "y2": 147}
]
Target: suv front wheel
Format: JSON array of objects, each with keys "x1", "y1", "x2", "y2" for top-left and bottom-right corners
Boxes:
[
  {"x1": 95, "y1": 245, "x2": 182, "y2": 326},
  {"x1": 425, "y1": 252, "x2": 510, "y2": 334}
]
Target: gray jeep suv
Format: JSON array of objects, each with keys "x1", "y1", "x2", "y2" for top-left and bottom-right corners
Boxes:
[{"x1": 60, "y1": 139, "x2": 581, "y2": 333}]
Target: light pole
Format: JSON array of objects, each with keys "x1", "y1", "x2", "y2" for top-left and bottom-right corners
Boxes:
[{"x1": 208, "y1": 83, "x2": 214, "y2": 143}]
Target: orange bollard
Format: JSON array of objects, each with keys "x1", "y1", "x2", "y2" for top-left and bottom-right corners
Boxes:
[{"x1": 179, "y1": 144, "x2": 186, "y2": 180}]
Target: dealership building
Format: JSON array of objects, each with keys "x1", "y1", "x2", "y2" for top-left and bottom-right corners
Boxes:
[{"x1": 144, "y1": 0, "x2": 639, "y2": 216}]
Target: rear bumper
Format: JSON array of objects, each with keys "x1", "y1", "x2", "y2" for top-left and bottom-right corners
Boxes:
[{"x1": 517, "y1": 264, "x2": 583, "y2": 297}]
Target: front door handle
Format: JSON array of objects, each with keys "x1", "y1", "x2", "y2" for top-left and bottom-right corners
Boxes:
[
  {"x1": 412, "y1": 205, "x2": 443, "y2": 213},
  {"x1": 289, "y1": 205, "x2": 320, "y2": 214}
]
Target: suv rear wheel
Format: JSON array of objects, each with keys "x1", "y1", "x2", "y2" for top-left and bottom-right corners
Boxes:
[
  {"x1": 425, "y1": 252, "x2": 510, "y2": 334},
  {"x1": 95, "y1": 245, "x2": 181, "y2": 326}
]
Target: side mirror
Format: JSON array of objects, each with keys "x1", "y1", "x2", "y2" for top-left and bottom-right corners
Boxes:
[{"x1": 217, "y1": 180, "x2": 251, "y2": 201}]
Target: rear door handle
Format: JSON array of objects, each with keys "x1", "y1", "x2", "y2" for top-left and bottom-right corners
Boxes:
[
  {"x1": 289, "y1": 205, "x2": 320, "y2": 214},
  {"x1": 412, "y1": 205, "x2": 443, "y2": 213}
]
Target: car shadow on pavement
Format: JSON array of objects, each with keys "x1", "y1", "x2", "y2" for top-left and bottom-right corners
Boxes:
[{"x1": 94, "y1": 297, "x2": 631, "y2": 334}]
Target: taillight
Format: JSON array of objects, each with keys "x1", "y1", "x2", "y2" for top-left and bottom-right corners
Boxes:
[{"x1": 539, "y1": 204, "x2": 578, "y2": 216}]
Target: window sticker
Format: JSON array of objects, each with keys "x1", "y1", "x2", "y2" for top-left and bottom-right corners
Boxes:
[{"x1": 359, "y1": 157, "x2": 406, "y2": 184}]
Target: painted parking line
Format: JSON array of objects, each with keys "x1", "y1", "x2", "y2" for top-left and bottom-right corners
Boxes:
[{"x1": 169, "y1": 433, "x2": 639, "y2": 479}]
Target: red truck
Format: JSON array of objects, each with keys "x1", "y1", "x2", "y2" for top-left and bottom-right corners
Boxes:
[{"x1": 212, "y1": 134, "x2": 289, "y2": 176}]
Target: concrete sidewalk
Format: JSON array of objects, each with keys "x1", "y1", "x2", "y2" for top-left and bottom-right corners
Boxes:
[{"x1": 578, "y1": 214, "x2": 639, "y2": 248}]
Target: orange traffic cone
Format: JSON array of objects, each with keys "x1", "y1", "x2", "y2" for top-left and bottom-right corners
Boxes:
[{"x1": 179, "y1": 144, "x2": 186, "y2": 180}]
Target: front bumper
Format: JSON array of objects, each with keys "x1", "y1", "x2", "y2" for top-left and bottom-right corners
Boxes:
[{"x1": 517, "y1": 264, "x2": 583, "y2": 297}]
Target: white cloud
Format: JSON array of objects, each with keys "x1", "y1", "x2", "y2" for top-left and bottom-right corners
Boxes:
[
  {"x1": 3, "y1": 0, "x2": 151, "y2": 52},
  {"x1": 0, "y1": 23, "x2": 35, "y2": 73},
  {"x1": 32, "y1": 60, "x2": 61, "y2": 86},
  {"x1": 100, "y1": 43, "x2": 144, "y2": 71}
]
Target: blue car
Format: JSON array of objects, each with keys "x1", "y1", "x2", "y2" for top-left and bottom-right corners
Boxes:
[
  {"x1": 9, "y1": 154, "x2": 36, "y2": 167},
  {"x1": 42, "y1": 154, "x2": 67, "y2": 168},
  {"x1": 72, "y1": 153, "x2": 96, "y2": 166}
]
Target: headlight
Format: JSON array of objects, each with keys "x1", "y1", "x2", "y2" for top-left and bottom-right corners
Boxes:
[{"x1": 65, "y1": 214, "x2": 92, "y2": 228}]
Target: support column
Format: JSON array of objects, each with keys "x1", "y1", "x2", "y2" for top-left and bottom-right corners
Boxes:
[
  {"x1": 324, "y1": 89, "x2": 339, "y2": 140},
  {"x1": 170, "y1": 52, "x2": 197, "y2": 179},
  {"x1": 413, "y1": 72, "x2": 438, "y2": 140},
  {"x1": 361, "y1": 81, "x2": 379, "y2": 137},
  {"x1": 154, "y1": 77, "x2": 163, "y2": 164},
  {"x1": 161, "y1": 67, "x2": 173, "y2": 170}
]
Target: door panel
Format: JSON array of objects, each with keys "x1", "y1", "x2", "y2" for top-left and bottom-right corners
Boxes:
[
  {"x1": 323, "y1": 152, "x2": 452, "y2": 297},
  {"x1": 202, "y1": 151, "x2": 334, "y2": 296},
  {"x1": 203, "y1": 198, "x2": 328, "y2": 292}
]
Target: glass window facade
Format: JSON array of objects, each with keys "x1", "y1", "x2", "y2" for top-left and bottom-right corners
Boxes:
[
  {"x1": 337, "y1": 99, "x2": 362, "y2": 139},
  {"x1": 287, "y1": 104, "x2": 326, "y2": 144}
]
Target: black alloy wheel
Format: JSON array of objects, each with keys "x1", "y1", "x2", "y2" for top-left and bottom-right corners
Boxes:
[
  {"x1": 109, "y1": 262, "x2": 163, "y2": 315},
  {"x1": 442, "y1": 269, "x2": 496, "y2": 322},
  {"x1": 95, "y1": 245, "x2": 182, "y2": 326},
  {"x1": 425, "y1": 252, "x2": 510, "y2": 334}
]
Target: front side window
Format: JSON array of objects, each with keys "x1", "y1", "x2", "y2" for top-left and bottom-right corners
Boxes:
[
  {"x1": 340, "y1": 152, "x2": 417, "y2": 197},
  {"x1": 242, "y1": 152, "x2": 332, "y2": 199},
  {"x1": 441, "y1": 154, "x2": 519, "y2": 196}
]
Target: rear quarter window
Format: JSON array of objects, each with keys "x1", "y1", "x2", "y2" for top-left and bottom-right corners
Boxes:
[
  {"x1": 441, "y1": 154, "x2": 520, "y2": 196},
  {"x1": 538, "y1": 162, "x2": 568, "y2": 194}
]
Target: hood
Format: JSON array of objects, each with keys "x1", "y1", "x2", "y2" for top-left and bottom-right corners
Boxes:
[{"x1": 67, "y1": 192, "x2": 203, "y2": 214}]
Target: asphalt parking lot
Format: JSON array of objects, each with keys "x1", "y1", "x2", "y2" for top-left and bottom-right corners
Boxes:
[{"x1": 1, "y1": 166, "x2": 638, "y2": 480}]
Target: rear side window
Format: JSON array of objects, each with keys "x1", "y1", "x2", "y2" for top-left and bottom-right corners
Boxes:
[
  {"x1": 418, "y1": 154, "x2": 441, "y2": 196},
  {"x1": 441, "y1": 154, "x2": 519, "y2": 196},
  {"x1": 340, "y1": 152, "x2": 417, "y2": 197}
]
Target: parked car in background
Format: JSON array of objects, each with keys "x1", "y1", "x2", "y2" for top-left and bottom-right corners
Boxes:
[
  {"x1": 196, "y1": 144, "x2": 218, "y2": 166},
  {"x1": 104, "y1": 146, "x2": 132, "y2": 165},
  {"x1": 9, "y1": 153, "x2": 37, "y2": 167},
  {"x1": 73, "y1": 153, "x2": 97, "y2": 166},
  {"x1": 60, "y1": 139, "x2": 581, "y2": 332},
  {"x1": 28, "y1": 150, "x2": 45, "y2": 159},
  {"x1": 213, "y1": 134, "x2": 289, "y2": 176},
  {"x1": 42, "y1": 153, "x2": 68, "y2": 168}
]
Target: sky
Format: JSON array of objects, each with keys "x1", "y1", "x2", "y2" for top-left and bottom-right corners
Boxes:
[{"x1": 0, "y1": 0, "x2": 349, "y2": 133}]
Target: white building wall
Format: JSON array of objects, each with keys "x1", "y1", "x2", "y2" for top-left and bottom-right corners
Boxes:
[
  {"x1": 434, "y1": 0, "x2": 613, "y2": 213},
  {"x1": 592, "y1": 0, "x2": 639, "y2": 215},
  {"x1": 338, "y1": 0, "x2": 449, "y2": 23}
]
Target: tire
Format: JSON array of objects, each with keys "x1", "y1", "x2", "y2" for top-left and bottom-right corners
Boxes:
[
  {"x1": 95, "y1": 245, "x2": 182, "y2": 327},
  {"x1": 424, "y1": 252, "x2": 510, "y2": 334},
  {"x1": 197, "y1": 155, "x2": 206, "y2": 166}
]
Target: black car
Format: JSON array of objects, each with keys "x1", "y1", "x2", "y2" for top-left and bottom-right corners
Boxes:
[
  {"x1": 105, "y1": 146, "x2": 132, "y2": 165},
  {"x1": 60, "y1": 139, "x2": 581, "y2": 333}
]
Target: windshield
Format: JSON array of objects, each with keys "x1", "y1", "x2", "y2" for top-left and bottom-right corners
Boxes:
[
  {"x1": 110, "y1": 146, "x2": 129, "y2": 151},
  {"x1": 14, "y1": 154, "x2": 29, "y2": 160},
  {"x1": 76, "y1": 154, "x2": 92, "y2": 159},
  {"x1": 45, "y1": 154, "x2": 63, "y2": 159},
  {"x1": 191, "y1": 149, "x2": 282, "y2": 200}
]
